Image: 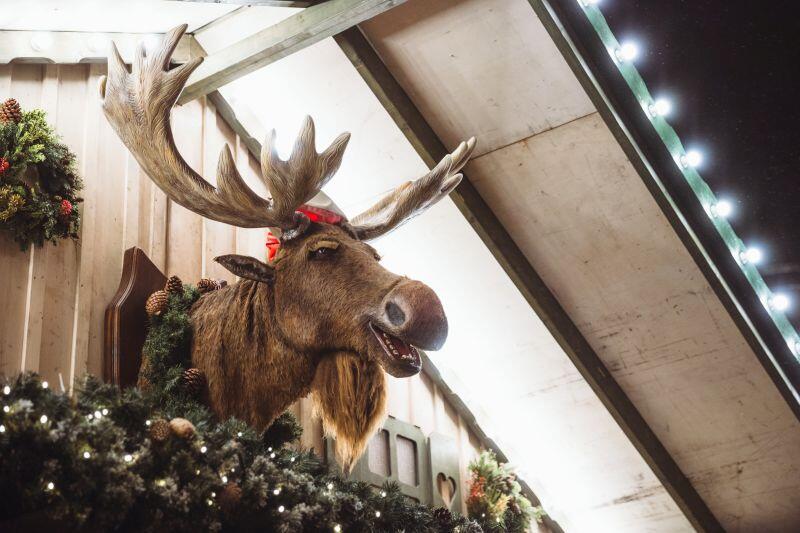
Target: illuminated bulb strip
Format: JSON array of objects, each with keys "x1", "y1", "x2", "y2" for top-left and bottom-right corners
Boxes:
[
  {"x1": 648, "y1": 98, "x2": 672, "y2": 118},
  {"x1": 577, "y1": 4, "x2": 800, "y2": 360},
  {"x1": 739, "y1": 247, "x2": 763, "y2": 265},
  {"x1": 709, "y1": 199, "x2": 732, "y2": 219}
]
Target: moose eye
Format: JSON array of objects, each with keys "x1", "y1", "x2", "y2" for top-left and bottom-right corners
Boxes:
[{"x1": 308, "y1": 240, "x2": 339, "y2": 260}]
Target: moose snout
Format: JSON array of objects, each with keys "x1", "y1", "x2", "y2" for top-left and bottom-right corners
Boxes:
[{"x1": 380, "y1": 280, "x2": 448, "y2": 351}]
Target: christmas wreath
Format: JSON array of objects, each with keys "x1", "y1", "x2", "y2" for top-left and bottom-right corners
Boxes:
[
  {"x1": 0, "y1": 280, "x2": 481, "y2": 532},
  {"x1": 466, "y1": 451, "x2": 545, "y2": 532},
  {"x1": 0, "y1": 98, "x2": 83, "y2": 249}
]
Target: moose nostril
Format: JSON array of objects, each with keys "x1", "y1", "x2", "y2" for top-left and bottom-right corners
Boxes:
[{"x1": 385, "y1": 301, "x2": 406, "y2": 326}]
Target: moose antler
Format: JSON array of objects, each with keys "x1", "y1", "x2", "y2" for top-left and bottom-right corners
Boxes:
[
  {"x1": 350, "y1": 137, "x2": 476, "y2": 241},
  {"x1": 99, "y1": 25, "x2": 349, "y2": 237}
]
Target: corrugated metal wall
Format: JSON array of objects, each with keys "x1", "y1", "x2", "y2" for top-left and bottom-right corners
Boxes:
[{"x1": 0, "y1": 63, "x2": 481, "y2": 511}]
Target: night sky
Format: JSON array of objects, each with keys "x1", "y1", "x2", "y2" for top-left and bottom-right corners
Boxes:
[{"x1": 594, "y1": 1, "x2": 800, "y2": 325}]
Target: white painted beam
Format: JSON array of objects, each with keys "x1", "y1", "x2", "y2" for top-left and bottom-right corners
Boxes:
[
  {"x1": 176, "y1": 0, "x2": 406, "y2": 104},
  {"x1": 174, "y1": 0, "x2": 321, "y2": 6},
  {"x1": 0, "y1": 31, "x2": 194, "y2": 65}
]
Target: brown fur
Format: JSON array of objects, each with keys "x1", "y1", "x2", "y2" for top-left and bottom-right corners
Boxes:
[{"x1": 310, "y1": 353, "x2": 387, "y2": 472}]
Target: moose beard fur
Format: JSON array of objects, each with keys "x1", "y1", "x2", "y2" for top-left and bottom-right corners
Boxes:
[{"x1": 310, "y1": 352, "x2": 388, "y2": 473}]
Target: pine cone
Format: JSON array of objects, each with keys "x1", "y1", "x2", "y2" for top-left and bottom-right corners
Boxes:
[
  {"x1": 165, "y1": 275, "x2": 183, "y2": 295},
  {"x1": 169, "y1": 417, "x2": 195, "y2": 440},
  {"x1": 219, "y1": 482, "x2": 242, "y2": 514},
  {"x1": 0, "y1": 98, "x2": 21, "y2": 124},
  {"x1": 181, "y1": 368, "x2": 207, "y2": 398},
  {"x1": 197, "y1": 278, "x2": 221, "y2": 294},
  {"x1": 433, "y1": 507, "x2": 454, "y2": 527},
  {"x1": 145, "y1": 290, "x2": 169, "y2": 316},
  {"x1": 149, "y1": 418, "x2": 171, "y2": 443}
]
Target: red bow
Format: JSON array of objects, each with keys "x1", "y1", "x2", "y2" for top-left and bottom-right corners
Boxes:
[{"x1": 265, "y1": 206, "x2": 343, "y2": 262}]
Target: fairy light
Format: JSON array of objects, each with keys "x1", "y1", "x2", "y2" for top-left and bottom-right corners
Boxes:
[
  {"x1": 41, "y1": 381, "x2": 48, "y2": 389},
  {"x1": 101, "y1": 408, "x2": 109, "y2": 416},
  {"x1": 614, "y1": 41, "x2": 639, "y2": 62},
  {"x1": 680, "y1": 149, "x2": 703, "y2": 169},
  {"x1": 333, "y1": 525, "x2": 342, "y2": 532},
  {"x1": 380, "y1": 491, "x2": 387, "y2": 498},
  {"x1": 0, "y1": 425, "x2": 5, "y2": 433},
  {"x1": 156, "y1": 479, "x2": 166, "y2": 487},
  {"x1": 221, "y1": 475, "x2": 228, "y2": 483},
  {"x1": 709, "y1": 199, "x2": 732, "y2": 219},
  {"x1": 46, "y1": 481, "x2": 54, "y2": 491},
  {"x1": 273, "y1": 488, "x2": 281, "y2": 495},
  {"x1": 124, "y1": 454, "x2": 133, "y2": 463},
  {"x1": 270, "y1": 452, "x2": 276, "y2": 459},
  {"x1": 327, "y1": 483, "x2": 334, "y2": 490},
  {"x1": 237, "y1": 431, "x2": 243, "y2": 437},
  {"x1": 375, "y1": 511, "x2": 381, "y2": 518},
  {"x1": 648, "y1": 98, "x2": 672, "y2": 118},
  {"x1": 3, "y1": 405, "x2": 9, "y2": 413},
  {"x1": 740, "y1": 246, "x2": 763, "y2": 265},
  {"x1": 145, "y1": 419, "x2": 151, "y2": 426},
  {"x1": 207, "y1": 499, "x2": 213, "y2": 506},
  {"x1": 83, "y1": 451, "x2": 91, "y2": 459},
  {"x1": 94, "y1": 410, "x2": 102, "y2": 419},
  {"x1": 39, "y1": 414, "x2": 48, "y2": 424},
  {"x1": 278, "y1": 505, "x2": 285, "y2": 513},
  {"x1": 290, "y1": 456, "x2": 295, "y2": 462},
  {"x1": 2, "y1": 386, "x2": 9, "y2": 395},
  {"x1": 200, "y1": 445, "x2": 208, "y2": 454},
  {"x1": 87, "y1": 413, "x2": 94, "y2": 420},
  {"x1": 769, "y1": 293, "x2": 791, "y2": 312}
]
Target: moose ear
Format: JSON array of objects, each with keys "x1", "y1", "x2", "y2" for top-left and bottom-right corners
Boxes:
[{"x1": 214, "y1": 254, "x2": 275, "y2": 283}]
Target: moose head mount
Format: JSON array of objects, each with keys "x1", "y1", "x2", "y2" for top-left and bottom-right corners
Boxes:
[{"x1": 100, "y1": 25, "x2": 475, "y2": 470}]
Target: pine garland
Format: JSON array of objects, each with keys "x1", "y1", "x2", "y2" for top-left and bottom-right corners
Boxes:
[
  {"x1": 0, "y1": 100, "x2": 83, "y2": 249},
  {"x1": 466, "y1": 450, "x2": 545, "y2": 532},
  {"x1": 0, "y1": 285, "x2": 481, "y2": 532}
]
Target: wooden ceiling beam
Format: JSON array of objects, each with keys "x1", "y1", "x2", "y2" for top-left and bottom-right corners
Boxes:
[
  {"x1": 176, "y1": 0, "x2": 406, "y2": 104},
  {"x1": 334, "y1": 25, "x2": 723, "y2": 533},
  {"x1": 173, "y1": 0, "x2": 325, "y2": 7}
]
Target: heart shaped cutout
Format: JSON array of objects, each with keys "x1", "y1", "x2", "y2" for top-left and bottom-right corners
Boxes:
[{"x1": 436, "y1": 472, "x2": 457, "y2": 508}]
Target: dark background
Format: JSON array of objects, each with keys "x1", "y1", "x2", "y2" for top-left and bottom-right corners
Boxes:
[{"x1": 594, "y1": 0, "x2": 800, "y2": 326}]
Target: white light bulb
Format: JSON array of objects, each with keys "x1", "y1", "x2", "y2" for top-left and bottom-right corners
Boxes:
[
  {"x1": 380, "y1": 491, "x2": 387, "y2": 498},
  {"x1": 2, "y1": 386, "x2": 9, "y2": 395},
  {"x1": 710, "y1": 199, "x2": 733, "y2": 219},
  {"x1": 290, "y1": 456, "x2": 295, "y2": 462},
  {"x1": 145, "y1": 420, "x2": 151, "y2": 426},
  {"x1": 0, "y1": 424, "x2": 5, "y2": 433},
  {"x1": 237, "y1": 431, "x2": 242, "y2": 437},
  {"x1": 40, "y1": 415, "x2": 48, "y2": 424},
  {"x1": 770, "y1": 293, "x2": 791, "y2": 312},
  {"x1": 327, "y1": 483, "x2": 334, "y2": 490},
  {"x1": 2, "y1": 406, "x2": 9, "y2": 413},
  {"x1": 615, "y1": 41, "x2": 639, "y2": 62},
  {"x1": 334, "y1": 525, "x2": 342, "y2": 532},
  {"x1": 273, "y1": 488, "x2": 281, "y2": 495},
  {"x1": 207, "y1": 499, "x2": 213, "y2": 506},
  {"x1": 30, "y1": 33, "x2": 54, "y2": 52},
  {"x1": 270, "y1": 452, "x2": 276, "y2": 458},
  {"x1": 46, "y1": 481, "x2": 54, "y2": 490},
  {"x1": 94, "y1": 410, "x2": 102, "y2": 419},
  {"x1": 740, "y1": 247, "x2": 763, "y2": 265},
  {"x1": 124, "y1": 454, "x2": 133, "y2": 462},
  {"x1": 101, "y1": 408, "x2": 108, "y2": 416},
  {"x1": 221, "y1": 475, "x2": 228, "y2": 483},
  {"x1": 375, "y1": 511, "x2": 381, "y2": 518},
  {"x1": 41, "y1": 381, "x2": 48, "y2": 389},
  {"x1": 278, "y1": 505, "x2": 285, "y2": 513},
  {"x1": 200, "y1": 445, "x2": 207, "y2": 453},
  {"x1": 83, "y1": 451, "x2": 91, "y2": 459},
  {"x1": 648, "y1": 98, "x2": 672, "y2": 117},
  {"x1": 680, "y1": 150, "x2": 703, "y2": 168}
]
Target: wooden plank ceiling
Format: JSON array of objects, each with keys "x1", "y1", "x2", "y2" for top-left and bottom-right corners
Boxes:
[{"x1": 360, "y1": 0, "x2": 800, "y2": 531}]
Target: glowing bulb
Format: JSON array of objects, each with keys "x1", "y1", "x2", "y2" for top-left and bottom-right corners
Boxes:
[
  {"x1": 334, "y1": 525, "x2": 342, "y2": 532},
  {"x1": 207, "y1": 499, "x2": 213, "y2": 506},
  {"x1": 41, "y1": 381, "x2": 48, "y2": 389},
  {"x1": 710, "y1": 200, "x2": 733, "y2": 219},
  {"x1": 221, "y1": 475, "x2": 228, "y2": 483},
  {"x1": 375, "y1": 511, "x2": 381, "y2": 518},
  {"x1": 101, "y1": 408, "x2": 108, "y2": 416},
  {"x1": 124, "y1": 454, "x2": 133, "y2": 462},
  {"x1": 2, "y1": 386, "x2": 9, "y2": 395},
  {"x1": 156, "y1": 479, "x2": 166, "y2": 487},
  {"x1": 327, "y1": 483, "x2": 334, "y2": 490},
  {"x1": 237, "y1": 432, "x2": 242, "y2": 437},
  {"x1": 83, "y1": 451, "x2": 91, "y2": 459},
  {"x1": 648, "y1": 98, "x2": 672, "y2": 118},
  {"x1": 770, "y1": 293, "x2": 791, "y2": 311},
  {"x1": 740, "y1": 247, "x2": 763, "y2": 265},
  {"x1": 30, "y1": 33, "x2": 54, "y2": 52},
  {"x1": 680, "y1": 150, "x2": 703, "y2": 168},
  {"x1": 145, "y1": 420, "x2": 151, "y2": 426},
  {"x1": 46, "y1": 481, "x2": 54, "y2": 490},
  {"x1": 380, "y1": 491, "x2": 387, "y2": 498},
  {"x1": 39, "y1": 415, "x2": 48, "y2": 424},
  {"x1": 290, "y1": 456, "x2": 295, "y2": 462},
  {"x1": 273, "y1": 488, "x2": 281, "y2": 495},
  {"x1": 615, "y1": 41, "x2": 639, "y2": 62},
  {"x1": 2, "y1": 406, "x2": 9, "y2": 413},
  {"x1": 278, "y1": 505, "x2": 285, "y2": 513},
  {"x1": 94, "y1": 410, "x2": 102, "y2": 419},
  {"x1": 200, "y1": 445, "x2": 207, "y2": 453},
  {"x1": 0, "y1": 425, "x2": 5, "y2": 433},
  {"x1": 270, "y1": 452, "x2": 276, "y2": 458}
]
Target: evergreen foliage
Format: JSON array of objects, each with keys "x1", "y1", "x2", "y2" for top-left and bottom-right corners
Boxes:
[
  {"x1": 0, "y1": 285, "x2": 481, "y2": 532},
  {"x1": 466, "y1": 450, "x2": 545, "y2": 532},
  {"x1": 0, "y1": 101, "x2": 83, "y2": 249}
]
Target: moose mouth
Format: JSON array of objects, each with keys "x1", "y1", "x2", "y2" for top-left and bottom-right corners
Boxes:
[{"x1": 369, "y1": 323, "x2": 422, "y2": 377}]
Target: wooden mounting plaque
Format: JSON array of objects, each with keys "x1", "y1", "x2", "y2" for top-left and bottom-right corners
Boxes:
[{"x1": 104, "y1": 247, "x2": 166, "y2": 388}]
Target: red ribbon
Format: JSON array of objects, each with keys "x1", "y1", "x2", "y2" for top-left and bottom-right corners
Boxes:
[{"x1": 265, "y1": 205, "x2": 343, "y2": 261}]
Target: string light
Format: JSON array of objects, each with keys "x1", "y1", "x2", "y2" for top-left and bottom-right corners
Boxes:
[
  {"x1": 39, "y1": 414, "x2": 48, "y2": 424},
  {"x1": 680, "y1": 149, "x2": 703, "y2": 168},
  {"x1": 207, "y1": 499, "x2": 213, "y2": 506},
  {"x1": 145, "y1": 420, "x2": 151, "y2": 426},
  {"x1": 237, "y1": 431, "x2": 243, "y2": 437},
  {"x1": 101, "y1": 408, "x2": 109, "y2": 416},
  {"x1": 83, "y1": 451, "x2": 91, "y2": 459},
  {"x1": 648, "y1": 98, "x2": 672, "y2": 117},
  {"x1": 156, "y1": 479, "x2": 167, "y2": 487},
  {"x1": 124, "y1": 454, "x2": 133, "y2": 463},
  {"x1": 278, "y1": 505, "x2": 285, "y2": 513},
  {"x1": 375, "y1": 511, "x2": 381, "y2": 518},
  {"x1": 380, "y1": 491, "x2": 387, "y2": 498},
  {"x1": 200, "y1": 445, "x2": 208, "y2": 454},
  {"x1": 709, "y1": 199, "x2": 733, "y2": 219},
  {"x1": 334, "y1": 525, "x2": 342, "y2": 532},
  {"x1": 2, "y1": 406, "x2": 9, "y2": 413},
  {"x1": 769, "y1": 293, "x2": 791, "y2": 312},
  {"x1": 2, "y1": 386, "x2": 9, "y2": 395},
  {"x1": 0, "y1": 424, "x2": 5, "y2": 433},
  {"x1": 273, "y1": 488, "x2": 281, "y2": 495},
  {"x1": 87, "y1": 414, "x2": 94, "y2": 420},
  {"x1": 327, "y1": 483, "x2": 334, "y2": 490},
  {"x1": 94, "y1": 410, "x2": 102, "y2": 419},
  {"x1": 290, "y1": 456, "x2": 295, "y2": 462},
  {"x1": 41, "y1": 381, "x2": 48, "y2": 389},
  {"x1": 46, "y1": 481, "x2": 54, "y2": 491},
  {"x1": 739, "y1": 246, "x2": 763, "y2": 265},
  {"x1": 221, "y1": 475, "x2": 228, "y2": 483},
  {"x1": 614, "y1": 41, "x2": 639, "y2": 62},
  {"x1": 270, "y1": 452, "x2": 276, "y2": 459}
]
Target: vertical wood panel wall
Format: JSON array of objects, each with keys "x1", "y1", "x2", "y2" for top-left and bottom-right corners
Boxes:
[{"x1": 0, "y1": 64, "x2": 481, "y2": 510}]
